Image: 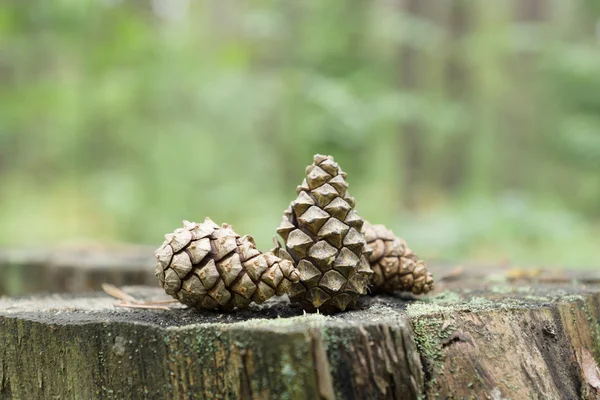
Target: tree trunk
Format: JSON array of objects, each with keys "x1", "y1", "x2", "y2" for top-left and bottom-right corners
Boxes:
[{"x1": 2, "y1": 265, "x2": 600, "y2": 399}]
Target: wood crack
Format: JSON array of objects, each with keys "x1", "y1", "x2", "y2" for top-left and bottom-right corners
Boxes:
[{"x1": 310, "y1": 330, "x2": 335, "y2": 400}]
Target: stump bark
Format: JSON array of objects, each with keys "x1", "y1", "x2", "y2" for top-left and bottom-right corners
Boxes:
[{"x1": 1, "y1": 267, "x2": 600, "y2": 399}]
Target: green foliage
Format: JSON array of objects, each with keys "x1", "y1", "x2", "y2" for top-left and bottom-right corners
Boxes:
[{"x1": 0, "y1": 0, "x2": 598, "y2": 267}]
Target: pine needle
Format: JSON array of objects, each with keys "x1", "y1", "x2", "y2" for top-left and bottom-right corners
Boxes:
[
  {"x1": 102, "y1": 283, "x2": 137, "y2": 303},
  {"x1": 102, "y1": 283, "x2": 177, "y2": 310}
]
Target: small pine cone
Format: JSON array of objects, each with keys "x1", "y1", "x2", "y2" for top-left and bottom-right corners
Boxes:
[
  {"x1": 154, "y1": 218, "x2": 300, "y2": 310},
  {"x1": 275, "y1": 154, "x2": 373, "y2": 313},
  {"x1": 363, "y1": 221, "x2": 434, "y2": 295}
]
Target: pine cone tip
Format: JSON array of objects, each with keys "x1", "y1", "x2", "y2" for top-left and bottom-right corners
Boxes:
[{"x1": 277, "y1": 154, "x2": 372, "y2": 312}]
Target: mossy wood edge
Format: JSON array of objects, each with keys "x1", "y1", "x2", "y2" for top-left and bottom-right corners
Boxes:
[{"x1": 2, "y1": 279, "x2": 600, "y2": 399}]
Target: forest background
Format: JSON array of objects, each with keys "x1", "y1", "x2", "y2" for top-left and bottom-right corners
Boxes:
[{"x1": 1, "y1": 0, "x2": 599, "y2": 269}]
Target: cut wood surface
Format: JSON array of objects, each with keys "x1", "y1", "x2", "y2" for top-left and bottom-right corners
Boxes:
[{"x1": 2, "y1": 265, "x2": 600, "y2": 400}]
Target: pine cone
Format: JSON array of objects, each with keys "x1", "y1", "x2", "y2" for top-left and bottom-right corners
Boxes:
[
  {"x1": 275, "y1": 154, "x2": 373, "y2": 312},
  {"x1": 363, "y1": 221, "x2": 434, "y2": 295},
  {"x1": 154, "y1": 218, "x2": 300, "y2": 310}
]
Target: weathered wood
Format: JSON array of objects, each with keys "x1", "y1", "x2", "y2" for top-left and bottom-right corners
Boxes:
[
  {"x1": 1, "y1": 269, "x2": 600, "y2": 399},
  {"x1": 0, "y1": 289, "x2": 423, "y2": 400},
  {"x1": 0, "y1": 246, "x2": 155, "y2": 296}
]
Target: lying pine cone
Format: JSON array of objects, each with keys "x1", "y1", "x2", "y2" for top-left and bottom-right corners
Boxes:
[
  {"x1": 154, "y1": 218, "x2": 300, "y2": 310},
  {"x1": 363, "y1": 221, "x2": 434, "y2": 295},
  {"x1": 275, "y1": 154, "x2": 373, "y2": 313}
]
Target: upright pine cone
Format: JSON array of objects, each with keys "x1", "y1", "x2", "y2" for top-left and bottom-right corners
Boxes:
[
  {"x1": 154, "y1": 218, "x2": 300, "y2": 310},
  {"x1": 363, "y1": 221, "x2": 434, "y2": 295},
  {"x1": 275, "y1": 154, "x2": 373, "y2": 312}
]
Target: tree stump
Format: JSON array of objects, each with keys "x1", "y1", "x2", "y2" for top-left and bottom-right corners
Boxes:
[
  {"x1": 1, "y1": 267, "x2": 600, "y2": 399},
  {"x1": 0, "y1": 246, "x2": 155, "y2": 296}
]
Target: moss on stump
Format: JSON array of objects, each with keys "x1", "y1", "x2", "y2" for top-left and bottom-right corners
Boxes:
[{"x1": 2, "y1": 269, "x2": 600, "y2": 399}]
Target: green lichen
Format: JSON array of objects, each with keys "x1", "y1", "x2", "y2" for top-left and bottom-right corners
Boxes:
[
  {"x1": 576, "y1": 296, "x2": 600, "y2": 363},
  {"x1": 523, "y1": 295, "x2": 551, "y2": 302},
  {"x1": 429, "y1": 290, "x2": 463, "y2": 304},
  {"x1": 235, "y1": 313, "x2": 328, "y2": 329},
  {"x1": 562, "y1": 294, "x2": 585, "y2": 303},
  {"x1": 406, "y1": 302, "x2": 453, "y2": 319},
  {"x1": 411, "y1": 316, "x2": 456, "y2": 362},
  {"x1": 516, "y1": 286, "x2": 535, "y2": 294},
  {"x1": 490, "y1": 285, "x2": 514, "y2": 294},
  {"x1": 278, "y1": 354, "x2": 297, "y2": 400},
  {"x1": 406, "y1": 295, "x2": 496, "y2": 318},
  {"x1": 171, "y1": 313, "x2": 329, "y2": 334},
  {"x1": 407, "y1": 287, "x2": 597, "y2": 396}
]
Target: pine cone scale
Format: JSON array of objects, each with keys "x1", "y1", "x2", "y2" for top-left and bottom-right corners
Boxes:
[
  {"x1": 171, "y1": 252, "x2": 192, "y2": 279},
  {"x1": 230, "y1": 273, "x2": 255, "y2": 298},
  {"x1": 163, "y1": 269, "x2": 181, "y2": 295},
  {"x1": 306, "y1": 287, "x2": 330, "y2": 308},
  {"x1": 196, "y1": 259, "x2": 219, "y2": 289},
  {"x1": 297, "y1": 259, "x2": 321, "y2": 284},
  {"x1": 186, "y1": 238, "x2": 211, "y2": 264}
]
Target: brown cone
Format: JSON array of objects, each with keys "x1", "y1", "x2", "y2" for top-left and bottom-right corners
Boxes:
[
  {"x1": 154, "y1": 218, "x2": 300, "y2": 310},
  {"x1": 275, "y1": 154, "x2": 373, "y2": 313},
  {"x1": 363, "y1": 221, "x2": 434, "y2": 295}
]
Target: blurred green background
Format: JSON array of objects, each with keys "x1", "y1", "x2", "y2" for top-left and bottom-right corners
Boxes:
[{"x1": 1, "y1": 0, "x2": 599, "y2": 268}]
